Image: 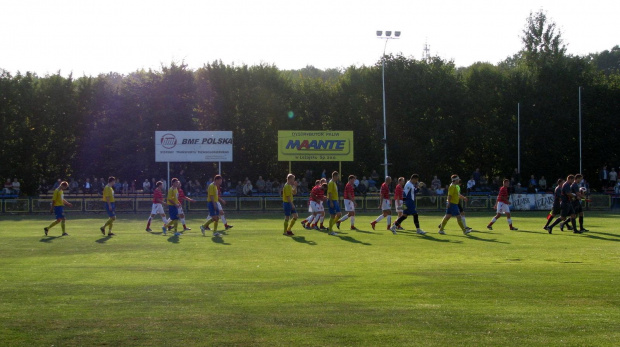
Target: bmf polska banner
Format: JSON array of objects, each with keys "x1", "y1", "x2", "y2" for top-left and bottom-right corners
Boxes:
[
  {"x1": 278, "y1": 131, "x2": 354, "y2": 161},
  {"x1": 155, "y1": 131, "x2": 233, "y2": 162}
]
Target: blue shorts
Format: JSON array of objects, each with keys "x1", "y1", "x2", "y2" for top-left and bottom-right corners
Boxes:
[
  {"x1": 446, "y1": 203, "x2": 460, "y2": 216},
  {"x1": 168, "y1": 205, "x2": 179, "y2": 220},
  {"x1": 328, "y1": 200, "x2": 341, "y2": 215},
  {"x1": 104, "y1": 202, "x2": 116, "y2": 217},
  {"x1": 54, "y1": 206, "x2": 65, "y2": 220},
  {"x1": 403, "y1": 200, "x2": 417, "y2": 215},
  {"x1": 283, "y1": 202, "x2": 297, "y2": 217},
  {"x1": 208, "y1": 202, "x2": 219, "y2": 217}
]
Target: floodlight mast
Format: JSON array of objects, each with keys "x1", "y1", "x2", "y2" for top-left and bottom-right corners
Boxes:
[{"x1": 377, "y1": 30, "x2": 400, "y2": 178}]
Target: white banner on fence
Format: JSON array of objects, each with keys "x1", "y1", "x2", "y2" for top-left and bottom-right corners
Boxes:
[
  {"x1": 509, "y1": 194, "x2": 554, "y2": 211},
  {"x1": 155, "y1": 131, "x2": 233, "y2": 162}
]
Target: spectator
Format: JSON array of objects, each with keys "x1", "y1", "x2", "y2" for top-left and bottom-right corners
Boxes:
[
  {"x1": 419, "y1": 182, "x2": 430, "y2": 196},
  {"x1": 84, "y1": 178, "x2": 93, "y2": 194},
  {"x1": 11, "y1": 178, "x2": 21, "y2": 195},
  {"x1": 271, "y1": 179, "x2": 280, "y2": 194},
  {"x1": 114, "y1": 180, "x2": 122, "y2": 193},
  {"x1": 615, "y1": 179, "x2": 620, "y2": 194},
  {"x1": 480, "y1": 175, "x2": 488, "y2": 187},
  {"x1": 122, "y1": 180, "x2": 129, "y2": 194},
  {"x1": 130, "y1": 180, "x2": 136, "y2": 194},
  {"x1": 151, "y1": 178, "x2": 157, "y2": 191},
  {"x1": 243, "y1": 179, "x2": 253, "y2": 196},
  {"x1": 431, "y1": 176, "x2": 441, "y2": 190},
  {"x1": 39, "y1": 179, "x2": 50, "y2": 195},
  {"x1": 599, "y1": 165, "x2": 609, "y2": 189},
  {"x1": 609, "y1": 168, "x2": 618, "y2": 185},
  {"x1": 511, "y1": 168, "x2": 521, "y2": 186},
  {"x1": 265, "y1": 179, "x2": 273, "y2": 194},
  {"x1": 360, "y1": 176, "x2": 369, "y2": 193},
  {"x1": 193, "y1": 180, "x2": 202, "y2": 195},
  {"x1": 69, "y1": 179, "x2": 79, "y2": 194},
  {"x1": 538, "y1": 176, "x2": 547, "y2": 191},
  {"x1": 256, "y1": 176, "x2": 266, "y2": 193},
  {"x1": 53, "y1": 179, "x2": 62, "y2": 190},
  {"x1": 473, "y1": 168, "x2": 481, "y2": 186},
  {"x1": 514, "y1": 183, "x2": 524, "y2": 194},
  {"x1": 467, "y1": 176, "x2": 476, "y2": 193},
  {"x1": 99, "y1": 178, "x2": 106, "y2": 194},
  {"x1": 235, "y1": 181, "x2": 244, "y2": 196},
  {"x1": 160, "y1": 178, "x2": 166, "y2": 192},
  {"x1": 321, "y1": 169, "x2": 327, "y2": 179},
  {"x1": 299, "y1": 177, "x2": 309, "y2": 194},
  {"x1": 178, "y1": 170, "x2": 186, "y2": 185},
  {"x1": 142, "y1": 179, "x2": 151, "y2": 193},
  {"x1": 3, "y1": 179, "x2": 13, "y2": 194},
  {"x1": 370, "y1": 170, "x2": 380, "y2": 186},
  {"x1": 304, "y1": 169, "x2": 313, "y2": 184},
  {"x1": 529, "y1": 175, "x2": 538, "y2": 188}
]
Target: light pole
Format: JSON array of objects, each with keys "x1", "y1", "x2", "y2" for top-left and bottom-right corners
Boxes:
[{"x1": 377, "y1": 30, "x2": 400, "y2": 178}]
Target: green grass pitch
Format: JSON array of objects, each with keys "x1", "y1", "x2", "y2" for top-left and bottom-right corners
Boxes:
[{"x1": 1, "y1": 211, "x2": 619, "y2": 346}]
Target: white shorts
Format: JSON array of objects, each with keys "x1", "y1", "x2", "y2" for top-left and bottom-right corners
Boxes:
[
  {"x1": 381, "y1": 199, "x2": 391, "y2": 211},
  {"x1": 309, "y1": 201, "x2": 324, "y2": 213},
  {"x1": 151, "y1": 203, "x2": 165, "y2": 215},
  {"x1": 344, "y1": 199, "x2": 355, "y2": 212},
  {"x1": 496, "y1": 202, "x2": 510, "y2": 214},
  {"x1": 395, "y1": 200, "x2": 403, "y2": 212}
]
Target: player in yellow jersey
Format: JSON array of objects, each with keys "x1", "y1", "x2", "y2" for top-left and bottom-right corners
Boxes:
[
  {"x1": 282, "y1": 173, "x2": 298, "y2": 236},
  {"x1": 100, "y1": 176, "x2": 117, "y2": 236},
  {"x1": 163, "y1": 178, "x2": 181, "y2": 236},
  {"x1": 438, "y1": 175, "x2": 470, "y2": 235},
  {"x1": 326, "y1": 171, "x2": 341, "y2": 235},
  {"x1": 201, "y1": 175, "x2": 223, "y2": 237},
  {"x1": 44, "y1": 181, "x2": 72, "y2": 236}
]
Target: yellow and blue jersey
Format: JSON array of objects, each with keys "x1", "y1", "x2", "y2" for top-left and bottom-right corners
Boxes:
[
  {"x1": 52, "y1": 188, "x2": 64, "y2": 207},
  {"x1": 448, "y1": 184, "x2": 460, "y2": 204},
  {"x1": 282, "y1": 183, "x2": 293, "y2": 202},
  {"x1": 207, "y1": 183, "x2": 219, "y2": 203},
  {"x1": 167, "y1": 187, "x2": 179, "y2": 205},
  {"x1": 327, "y1": 180, "x2": 338, "y2": 200},
  {"x1": 102, "y1": 185, "x2": 115, "y2": 202}
]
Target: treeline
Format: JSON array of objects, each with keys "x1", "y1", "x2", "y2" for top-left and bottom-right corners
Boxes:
[{"x1": 1, "y1": 13, "x2": 619, "y2": 195}]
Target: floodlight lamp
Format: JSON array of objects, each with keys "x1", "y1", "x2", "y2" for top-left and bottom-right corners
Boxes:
[
  {"x1": 376, "y1": 31, "x2": 382, "y2": 37},
  {"x1": 386, "y1": 31, "x2": 392, "y2": 37},
  {"x1": 395, "y1": 31, "x2": 401, "y2": 37}
]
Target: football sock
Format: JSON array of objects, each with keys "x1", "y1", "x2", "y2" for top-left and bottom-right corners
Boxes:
[
  {"x1": 319, "y1": 215, "x2": 325, "y2": 224},
  {"x1": 544, "y1": 217, "x2": 552, "y2": 228},
  {"x1": 338, "y1": 214, "x2": 349, "y2": 222},
  {"x1": 173, "y1": 220, "x2": 178, "y2": 231},
  {"x1": 288, "y1": 218, "x2": 297, "y2": 230},
  {"x1": 47, "y1": 220, "x2": 60, "y2": 229},
  {"x1": 61, "y1": 220, "x2": 66, "y2": 232},
  {"x1": 161, "y1": 216, "x2": 167, "y2": 224},
  {"x1": 457, "y1": 218, "x2": 465, "y2": 231},
  {"x1": 549, "y1": 218, "x2": 562, "y2": 228},
  {"x1": 571, "y1": 218, "x2": 577, "y2": 231},
  {"x1": 394, "y1": 215, "x2": 407, "y2": 227},
  {"x1": 507, "y1": 218, "x2": 513, "y2": 226},
  {"x1": 329, "y1": 216, "x2": 335, "y2": 231},
  {"x1": 221, "y1": 215, "x2": 228, "y2": 225},
  {"x1": 311, "y1": 214, "x2": 320, "y2": 225},
  {"x1": 205, "y1": 219, "x2": 213, "y2": 227},
  {"x1": 386, "y1": 215, "x2": 391, "y2": 226},
  {"x1": 305, "y1": 215, "x2": 313, "y2": 223},
  {"x1": 579, "y1": 216, "x2": 584, "y2": 229},
  {"x1": 213, "y1": 220, "x2": 218, "y2": 233},
  {"x1": 147, "y1": 217, "x2": 152, "y2": 229},
  {"x1": 350, "y1": 216, "x2": 355, "y2": 226},
  {"x1": 181, "y1": 218, "x2": 186, "y2": 227},
  {"x1": 284, "y1": 219, "x2": 288, "y2": 232},
  {"x1": 374, "y1": 215, "x2": 384, "y2": 223},
  {"x1": 413, "y1": 214, "x2": 420, "y2": 228},
  {"x1": 461, "y1": 216, "x2": 467, "y2": 228},
  {"x1": 440, "y1": 218, "x2": 448, "y2": 230}
]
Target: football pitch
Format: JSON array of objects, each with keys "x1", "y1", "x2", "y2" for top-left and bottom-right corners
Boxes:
[{"x1": 1, "y1": 211, "x2": 619, "y2": 346}]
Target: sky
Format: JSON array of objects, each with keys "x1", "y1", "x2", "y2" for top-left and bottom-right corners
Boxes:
[{"x1": 1, "y1": 0, "x2": 618, "y2": 77}]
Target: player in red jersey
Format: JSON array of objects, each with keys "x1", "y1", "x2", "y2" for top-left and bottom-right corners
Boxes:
[
  {"x1": 336, "y1": 174, "x2": 357, "y2": 230},
  {"x1": 146, "y1": 181, "x2": 168, "y2": 232},
  {"x1": 370, "y1": 176, "x2": 392, "y2": 230},
  {"x1": 487, "y1": 179, "x2": 518, "y2": 230},
  {"x1": 176, "y1": 182, "x2": 196, "y2": 231},
  {"x1": 393, "y1": 177, "x2": 405, "y2": 230},
  {"x1": 301, "y1": 180, "x2": 321, "y2": 229}
]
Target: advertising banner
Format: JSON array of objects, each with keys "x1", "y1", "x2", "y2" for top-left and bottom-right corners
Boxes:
[
  {"x1": 155, "y1": 131, "x2": 233, "y2": 162},
  {"x1": 278, "y1": 130, "x2": 354, "y2": 162},
  {"x1": 509, "y1": 194, "x2": 555, "y2": 211}
]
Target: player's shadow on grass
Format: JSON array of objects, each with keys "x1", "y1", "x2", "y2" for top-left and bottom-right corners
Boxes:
[
  {"x1": 588, "y1": 231, "x2": 620, "y2": 239},
  {"x1": 292, "y1": 236, "x2": 317, "y2": 246},
  {"x1": 211, "y1": 236, "x2": 231, "y2": 245},
  {"x1": 39, "y1": 236, "x2": 61, "y2": 243},
  {"x1": 583, "y1": 233, "x2": 620, "y2": 242},
  {"x1": 512, "y1": 229, "x2": 541, "y2": 235},
  {"x1": 147, "y1": 230, "x2": 165, "y2": 236},
  {"x1": 351, "y1": 228, "x2": 376, "y2": 234},
  {"x1": 465, "y1": 234, "x2": 510, "y2": 244},
  {"x1": 95, "y1": 236, "x2": 112, "y2": 244},
  {"x1": 337, "y1": 235, "x2": 371, "y2": 245},
  {"x1": 167, "y1": 235, "x2": 180, "y2": 244},
  {"x1": 417, "y1": 234, "x2": 462, "y2": 243}
]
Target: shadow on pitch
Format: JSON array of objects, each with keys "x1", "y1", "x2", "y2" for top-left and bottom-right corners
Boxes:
[
  {"x1": 337, "y1": 235, "x2": 371, "y2": 246},
  {"x1": 292, "y1": 236, "x2": 317, "y2": 246},
  {"x1": 167, "y1": 235, "x2": 180, "y2": 244},
  {"x1": 95, "y1": 235, "x2": 112, "y2": 244},
  {"x1": 464, "y1": 234, "x2": 510, "y2": 244},
  {"x1": 588, "y1": 231, "x2": 620, "y2": 239},
  {"x1": 583, "y1": 233, "x2": 620, "y2": 242},
  {"x1": 39, "y1": 235, "x2": 62, "y2": 243},
  {"x1": 211, "y1": 236, "x2": 231, "y2": 245}
]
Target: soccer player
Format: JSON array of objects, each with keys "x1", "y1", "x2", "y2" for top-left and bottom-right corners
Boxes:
[
  {"x1": 282, "y1": 173, "x2": 298, "y2": 236},
  {"x1": 177, "y1": 181, "x2": 196, "y2": 232},
  {"x1": 543, "y1": 178, "x2": 565, "y2": 232},
  {"x1": 570, "y1": 174, "x2": 589, "y2": 232},
  {"x1": 301, "y1": 180, "x2": 321, "y2": 229},
  {"x1": 201, "y1": 175, "x2": 223, "y2": 237},
  {"x1": 44, "y1": 181, "x2": 72, "y2": 236},
  {"x1": 163, "y1": 178, "x2": 182, "y2": 236},
  {"x1": 437, "y1": 175, "x2": 470, "y2": 235},
  {"x1": 547, "y1": 175, "x2": 579, "y2": 234},
  {"x1": 146, "y1": 181, "x2": 168, "y2": 232},
  {"x1": 391, "y1": 174, "x2": 427, "y2": 235},
  {"x1": 336, "y1": 174, "x2": 357, "y2": 230},
  {"x1": 100, "y1": 176, "x2": 117, "y2": 236},
  {"x1": 326, "y1": 171, "x2": 341, "y2": 235},
  {"x1": 370, "y1": 176, "x2": 392, "y2": 231},
  {"x1": 487, "y1": 178, "x2": 518, "y2": 231},
  {"x1": 394, "y1": 177, "x2": 405, "y2": 230},
  {"x1": 202, "y1": 182, "x2": 233, "y2": 231},
  {"x1": 306, "y1": 179, "x2": 328, "y2": 230}
]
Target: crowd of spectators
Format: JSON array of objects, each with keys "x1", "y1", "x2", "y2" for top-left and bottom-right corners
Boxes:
[{"x1": 2, "y1": 178, "x2": 21, "y2": 196}]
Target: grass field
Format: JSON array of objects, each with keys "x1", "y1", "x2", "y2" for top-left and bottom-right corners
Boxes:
[{"x1": 1, "y1": 211, "x2": 619, "y2": 346}]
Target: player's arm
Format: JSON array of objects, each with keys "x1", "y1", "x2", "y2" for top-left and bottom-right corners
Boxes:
[{"x1": 63, "y1": 198, "x2": 73, "y2": 207}]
